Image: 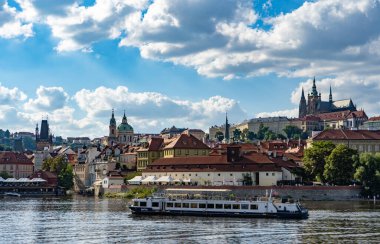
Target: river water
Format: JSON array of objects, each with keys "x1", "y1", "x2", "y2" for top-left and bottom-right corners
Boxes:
[{"x1": 0, "y1": 196, "x2": 379, "y2": 243}]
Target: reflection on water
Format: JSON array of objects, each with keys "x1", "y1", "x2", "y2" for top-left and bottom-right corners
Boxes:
[{"x1": 0, "y1": 196, "x2": 379, "y2": 243}]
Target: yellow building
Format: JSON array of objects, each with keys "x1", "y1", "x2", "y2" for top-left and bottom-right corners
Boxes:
[
  {"x1": 137, "y1": 137, "x2": 164, "y2": 171},
  {"x1": 162, "y1": 133, "x2": 210, "y2": 158},
  {"x1": 0, "y1": 152, "x2": 34, "y2": 178}
]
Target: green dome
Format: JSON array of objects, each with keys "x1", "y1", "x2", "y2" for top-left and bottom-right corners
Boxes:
[{"x1": 117, "y1": 122, "x2": 133, "y2": 132}]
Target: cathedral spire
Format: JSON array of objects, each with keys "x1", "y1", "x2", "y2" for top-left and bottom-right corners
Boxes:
[
  {"x1": 299, "y1": 87, "x2": 307, "y2": 118},
  {"x1": 110, "y1": 109, "x2": 116, "y2": 126},
  {"x1": 224, "y1": 112, "x2": 230, "y2": 143},
  {"x1": 122, "y1": 110, "x2": 127, "y2": 123},
  {"x1": 311, "y1": 77, "x2": 318, "y2": 96},
  {"x1": 329, "y1": 85, "x2": 333, "y2": 103},
  {"x1": 301, "y1": 87, "x2": 305, "y2": 99}
]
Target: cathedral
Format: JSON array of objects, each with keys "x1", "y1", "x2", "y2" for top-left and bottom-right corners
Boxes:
[
  {"x1": 107, "y1": 109, "x2": 134, "y2": 146},
  {"x1": 35, "y1": 119, "x2": 53, "y2": 151},
  {"x1": 298, "y1": 78, "x2": 357, "y2": 118}
]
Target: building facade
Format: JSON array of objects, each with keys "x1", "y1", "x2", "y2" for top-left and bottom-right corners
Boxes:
[
  {"x1": 35, "y1": 119, "x2": 53, "y2": 151},
  {"x1": 0, "y1": 151, "x2": 34, "y2": 178}
]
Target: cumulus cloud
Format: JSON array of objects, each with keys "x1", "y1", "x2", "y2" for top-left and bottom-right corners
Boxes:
[
  {"x1": 0, "y1": 83, "x2": 27, "y2": 104},
  {"x1": 73, "y1": 86, "x2": 247, "y2": 133},
  {"x1": 255, "y1": 108, "x2": 298, "y2": 119},
  {"x1": 0, "y1": 0, "x2": 34, "y2": 39},
  {"x1": 24, "y1": 86, "x2": 69, "y2": 111}
]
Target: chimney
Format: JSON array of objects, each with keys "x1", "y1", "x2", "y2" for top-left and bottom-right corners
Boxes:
[{"x1": 227, "y1": 145, "x2": 241, "y2": 163}]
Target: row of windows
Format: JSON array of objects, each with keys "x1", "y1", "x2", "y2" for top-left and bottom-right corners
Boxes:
[{"x1": 165, "y1": 202, "x2": 258, "y2": 210}]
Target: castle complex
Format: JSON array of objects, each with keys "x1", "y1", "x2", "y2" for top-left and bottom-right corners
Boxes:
[{"x1": 298, "y1": 77, "x2": 356, "y2": 118}]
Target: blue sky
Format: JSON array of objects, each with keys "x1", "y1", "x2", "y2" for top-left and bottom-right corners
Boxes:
[{"x1": 0, "y1": 0, "x2": 379, "y2": 137}]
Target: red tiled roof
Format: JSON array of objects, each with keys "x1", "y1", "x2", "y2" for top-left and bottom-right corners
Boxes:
[
  {"x1": 317, "y1": 110, "x2": 368, "y2": 121},
  {"x1": 164, "y1": 133, "x2": 209, "y2": 150},
  {"x1": 148, "y1": 137, "x2": 164, "y2": 151},
  {"x1": 368, "y1": 116, "x2": 380, "y2": 122},
  {"x1": 313, "y1": 129, "x2": 380, "y2": 140},
  {"x1": 0, "y1": 152, "x2": 33, "y2": 165}
]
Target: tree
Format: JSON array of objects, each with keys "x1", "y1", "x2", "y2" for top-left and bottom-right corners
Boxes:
[
  {"x1": 23, "y1": 136, "x2": 36, "y2": 151},
  {"x1": 283, "y1": 125, "x2": 303, "y2": 139},
  {"x1": 257, "y1": 123, "x2": 269, "y2": 140},
  {"x1": 324, "y1": 144, "x2": 358, "y2": 185},
  {"x1": 0, "y1": 129, "x2": 4, "y2": 139},
  {"x1": 277, "y1": 134, "x2": 287, "y2": 140},
  {"x1": 215, "y1": 131, "x2": 224, "y2": 142},
  {"x1": 303, "y1": 141, "x2": 336, "y2": 182},
  {"x1": 246, "y1": 131, "x2": 256, "y2": 141},
  {"x1": 58, "y1": 164, "x2": 74, "y2": 190},
  {"x1": 241, "y1": 128, "x2": 249, "y2": 141},
  {"x1": 4, "y1": 130, "x2": 10, "y2": 138},
  {"x1": 264, "y1": 130, "x2": 276, "y2": 141},
  {"x1": 43, "y1": 156, "x2": 74, "y2": 189},
  {"x1": 115, "y1": 162, "x2": 121, "y2": 170},
  {"x1": 233, "y1": 129, "x2": 242, "y2": 141},
  {"x1": 354, "y1": 153, "x2": 380, "y2": 195},
  {"x1": 0, "y1": 171, "x2": 12, "y2": 179}
]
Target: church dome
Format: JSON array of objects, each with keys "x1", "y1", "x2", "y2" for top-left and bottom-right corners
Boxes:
[{"x1": 117, "y1": 123, "x2": 133, "y2": 133}]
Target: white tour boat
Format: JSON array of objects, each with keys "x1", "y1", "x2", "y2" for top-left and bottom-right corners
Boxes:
[{"x1": 129, "y1": 190, "x2": 308, "y2": 219}]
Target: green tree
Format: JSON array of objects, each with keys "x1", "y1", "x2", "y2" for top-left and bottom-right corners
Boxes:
[
  {"x1": 264, "y1": 130, "x2": 276, "y2": 141},
  {"x1": 257, "y1": 123, "x2": 269, "y2": 140},
  {"x1": 0, "y1": 129, "x2": 4, "y2": 139},
  {"x1": 277, "y1": 134, "x2": 287, "y2": 140},
  {"x1": 324, "y1": 144, "x2": 358, "y2": 185},
  {"x1": 241, "y1": 128, "x2": 249, "y2": 141},
  {"x1": 58, "y1": 164, "x2": 74, "y2": 190},
  {"x1": 43, "y1": 156, "x2": 74, "y2": 189},
  {"x1": 4, "y1": 130, "x2": 10, "y2": 138},
  {"x1": 354, "y1": 153, "x2": 380, "y2": 195},
  {"x1": 215, "y1": 131, "x2": 224, "y2": 142},
  {"x1": 233, "y1": 129, "x2": 242, "y2": 141},
  {"x1": 246, "y1": 131, "x2": 256, "y2": 141},
  {"x1": 283, "y1": 125, "x2": 303, "y2": 139},
  {"x1": 23, "y1": 137, "x2": 36, "y2": 151},
  {"x1": 303, "y1": 141, "x2": 336, "y2": 182},
  {"x1": 0, "y1": 171, "x2": 12, "y2": 179}
]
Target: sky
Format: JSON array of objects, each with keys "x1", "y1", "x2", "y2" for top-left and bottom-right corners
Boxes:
[{"x1": 0, "y1": 0, "x2": 380, "y2": 138}]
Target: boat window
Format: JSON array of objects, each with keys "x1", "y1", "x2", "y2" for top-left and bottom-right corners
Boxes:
[
  {"x1": 140, "y1": 201, "x2": 147, "y2": 207},
  {"x1": 167, "y1": 202, "x2": 173, "y2": 208},
  {"x1": 224, "y1": 204, "x2": 232, "y2": 209},
  {"x1": 152, "y1": 202, "x2": 159, "y2": 208},
  {"x1": 199, "y1": 203, "x2": 206, "y2": 208},
  {"x1": 175, "y1": 203, "x2": 181, "y2": 208},
  {"x1": 133, "y1": 201, "x2": 139, "y2": 207},
  {"x1": 207, "y1": 204, "x2": 214, "y2": 209},
  {"x1": 250, "y1": 204, "x2": 258, "y2": 210},
  {"x1": 241, "y1": 204, "x2": 249, "y2": 210},
  {"x1": 182, "y1": 203, "x2": 190, "y2": 208},
  {"x1": 191, "y1": 203, "x2": 198, "y2": 208},
  {"x1": 215, "y1": 204, "x2": 223, "y2": 209},
  {"x1": 232, "y1": 204, "x2": 240, "y2": 209}
]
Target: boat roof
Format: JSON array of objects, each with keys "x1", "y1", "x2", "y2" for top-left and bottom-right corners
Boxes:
[{"x1": 165, "y1": 188, "x2": 231, "y2": 192}]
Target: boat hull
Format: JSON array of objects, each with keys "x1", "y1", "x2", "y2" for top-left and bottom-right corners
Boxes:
[{"x1": 129, "y1": 207, "x2": 308, "y2": 219}]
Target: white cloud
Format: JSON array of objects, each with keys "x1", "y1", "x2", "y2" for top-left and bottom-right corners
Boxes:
[
  {"x1": 0, "y1": 83, "x2": 27, "y2": 104},
  {"x1": 255, "y1": 108, "x2": 298, "y2": 119},
  {"x1": 24, "y1": 86, "x2": 69, "y2": 111},
  {"x1": 0, "y1": 0, "x2": 34, "y2": 39}
]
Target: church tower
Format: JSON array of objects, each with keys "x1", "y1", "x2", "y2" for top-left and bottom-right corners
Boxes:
[
  {"x1": 299, "y1": 87, "x2": 307, "y2": 118},
  {"x1": 307, "y1": 77, "x2": 322, "y2": 115},
  {"x1": 109, "y1": 109, "x2": 117, "y2": 138},
  {"x1": 224, "y1": 113, "x2": 230, "y2": 143},
  {"x1": 329, "y1": 85, "x2": 333, "y2": 103}
]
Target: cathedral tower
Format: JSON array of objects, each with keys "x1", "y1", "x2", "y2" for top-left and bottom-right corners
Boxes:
[
  {"x1": 109, "y1": 109, "x2": 117, "y2": 138},
  {"x1": 307, "y1": 77, "x2": 322, "y2": 115},
  {"x1": 299, "y1": 87, "x2": 307, "y2": 118}
]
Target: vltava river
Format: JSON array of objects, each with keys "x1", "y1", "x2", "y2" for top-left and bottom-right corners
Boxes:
[{"x1": 0, "y1": 196, "x2": 379, "y2": 243}]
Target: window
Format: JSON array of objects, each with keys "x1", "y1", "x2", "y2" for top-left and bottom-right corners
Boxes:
[
  {"x1": 224, "y1": 204, "x2": 232, "y2": 209},
  {"x1": 133, "y1": 201, "x2": 139, "y2": 207},
  {"x1": 241, "y1": 204, "x2": 249, "y2": 210},
  {"x1": 175, "y1": 203, "x2": 181, "y2": 208},
  {"x1": 140, "y1": 201, "x2": 147, "y2": 207},
  {"x1": 207, "y1": 204, "x2": 214, "y2": 209},
  {"x1": 189, "y1": 174, "x2": 191, "y2": 176},
  {"x1": 250, "y1": 204, "x2": 258, "y2": 210},
  {"x1": 218, "y1": 173, "x2": 221, "y2": 176},
  {"x1": 182, "y1": 203, "x2": 189, "y2": 208},
  {"x1": 266, "y1": 173, "x2": 269, "y2": 176},
  {"x1": 272, "y1": 173, "x2": 275, "y2": 176},
  {"x1": 215, "y1": 204, "x2": 223, "y2": 209},
  {"x1": 230, "y1": 174, "x2": 233, "y2": 176},
  {"x1": 152, "y1": 202, "x2": 159, "y2": 208},
  {"x1": 232, "y1": 204, "x2": 240, "y2": 209},
  {"x1": 167, "y1": 202, "x2": 173, "y2": 208},
  {"x1": 191, "y1": 203, "x2": 198, "y2": 208},
  {"x1": 199, "y1": 203, "x2": 206, "y2": 208}
]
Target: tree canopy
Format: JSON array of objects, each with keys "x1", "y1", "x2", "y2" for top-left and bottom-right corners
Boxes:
[
  {"x1": 43, "y1": 156, "x2": 74, "y2": 189},
  {"x1": 233, "y1": 129, "x2": 242, "y2": 141},
  {"x1": 324, "y1": 144, "x2": 358, "y2": 185},
  {"x1": 354, "y1": 153, "x2": 380, "y2": 195},
  {"x1": 303, "y1": 141, "x2": 336, "y2": 182},
  {"x1": 215, "y1": 131, "x2": 224, "y2": 142},
  {"x1": 283, "y1": 125, "x2": 303, "y2": 139}
]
